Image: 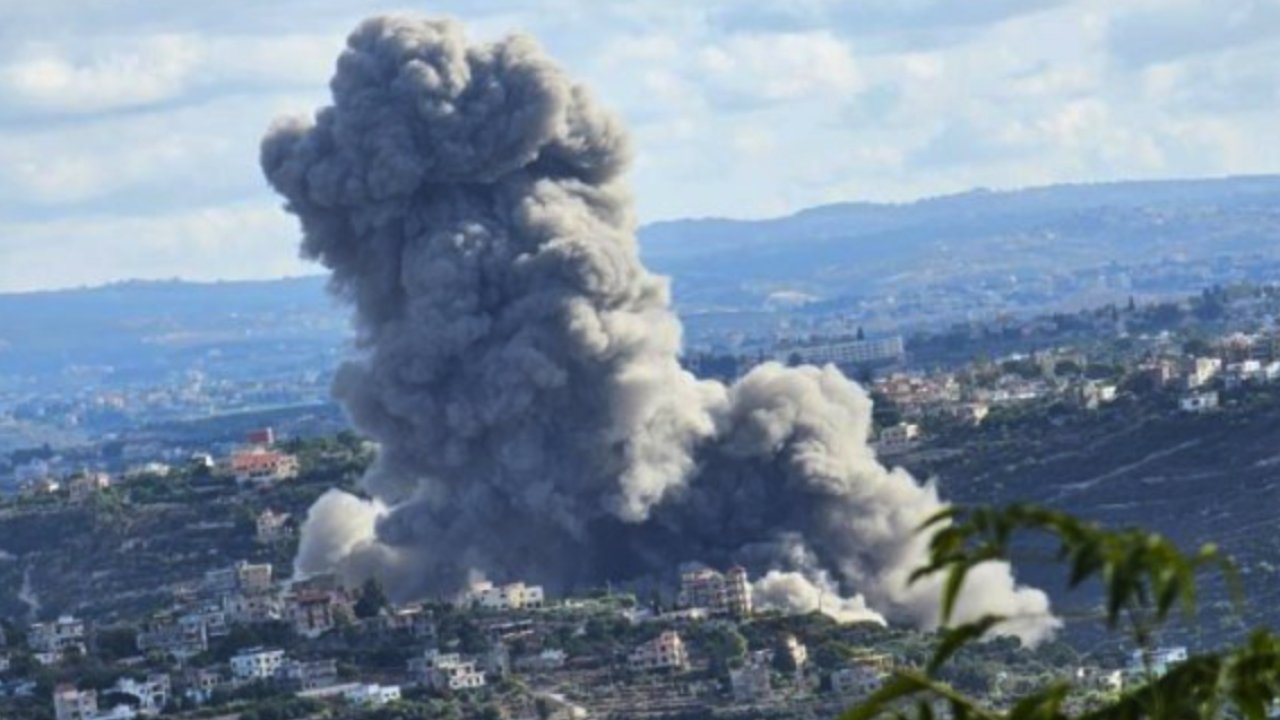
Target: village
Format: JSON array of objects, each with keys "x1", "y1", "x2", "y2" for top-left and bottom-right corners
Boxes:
[{"x1": 3, "y1": 286, "x2": 1276, "y2": 719}]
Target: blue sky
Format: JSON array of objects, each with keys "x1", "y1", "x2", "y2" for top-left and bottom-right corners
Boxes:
[{"x1": 0, "y1": 0, "x2": 1278, "y2": 292}]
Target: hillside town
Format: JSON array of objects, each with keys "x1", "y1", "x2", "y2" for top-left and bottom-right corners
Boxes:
[{"x1": 3, "y1": 284, "x2": 1280, "y2": 718}]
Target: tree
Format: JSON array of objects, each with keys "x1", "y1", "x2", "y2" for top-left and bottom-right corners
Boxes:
[
  {"x1": 354, "y1": 578, "x2": 390, "y2": 619},
  {"x1": 700, "y1": 625, "x2": 748, "y2": 673},
  {"x1": 841, "y1": 504, "x2": 1277, "y2": 720}
]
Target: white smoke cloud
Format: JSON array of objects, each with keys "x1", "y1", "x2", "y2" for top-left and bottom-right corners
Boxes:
[
  {"x1": 753, "y1": 570, "x2": 887, "y2": 625},
  {"x1": 263, "y1": 14, "x2": 1058, "y2": 644}
]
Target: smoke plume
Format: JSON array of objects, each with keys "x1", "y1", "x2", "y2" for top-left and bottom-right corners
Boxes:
[{"x1": 262, "y1": 15, "x2": 1058, "y2": 643}]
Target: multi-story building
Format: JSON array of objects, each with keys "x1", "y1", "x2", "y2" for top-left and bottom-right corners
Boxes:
[
  {"x1": 678, "y1": 565, "x2": 752, "y2": 617},
  {"x1": 283, "y1": 659, "x2": 339, "y2": 691},
  {"x1": 777, "y1": 336, "x2": 905, "y2": 368},
  {"x1": 230, "y1": 647, "x2": 286, "y2": 681},
  {"x1": 235, "y1": 561, "x2": 274, "y2": 594},
  {"x1": 29, "y1": 616, "x2": 88, "y2": 664},
  {"x1": 876, "y1": 423, "x2": 921, "y2": 455},
  {"x1": 376, "y1": 603, "x2": 436, "y2": 639},
  {"x1": 411, "y1": 650, "x2": 487, "y2": 691},
  {"x1": 67, "y1": 472, "x2": 111, "y2": 502},
  {"x1": 53, "y1": 685, "x2": 97, "y2": 720},
  {"x1": 136, "y1": 611, "x2": 209, "y2": 661},
  {"x1": 111, "y1": 674, "x2": 171, "y2": 716},
  {"x1": 629, "y1": 631, "x2": 688, "y2": 672},
  {"x1": 228, "y1": 448, "x2": 299, "y2": 485},
  {"x1": 465, "y1": 581, "x2": 546, "y2": 611},
  {"x1": 181, "y1": 669, "x2": 226, "y2": 706},
  {"x1": 286, "y1": 589, "x2": 353, "y2": 639}
]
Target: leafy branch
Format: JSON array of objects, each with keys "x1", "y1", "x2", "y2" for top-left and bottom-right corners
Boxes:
[{"x1": 841, "y1": 503, "x2": 1264, "y2": 720}]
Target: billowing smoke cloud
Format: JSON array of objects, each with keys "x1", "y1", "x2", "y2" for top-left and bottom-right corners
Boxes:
[{"x1": 262, "y1": 15, "x2": 1058, "y2": 643}]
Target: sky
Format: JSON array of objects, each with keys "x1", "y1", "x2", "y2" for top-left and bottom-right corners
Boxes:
[{"x1": 0, "y1": 0, "x2": 1278, "y2": 292}]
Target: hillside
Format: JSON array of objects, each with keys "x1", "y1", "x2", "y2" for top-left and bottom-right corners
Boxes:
[{"x1": 640, "y1": 175, "x2": 1280, "y2": 309}]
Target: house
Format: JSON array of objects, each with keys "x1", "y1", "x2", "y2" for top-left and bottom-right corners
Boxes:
[
  {"x1": 29, "y1": 615, "x2": 88, "y2": 664},
  {"x1": 779, "y1": 634, "x2": 808, "y2": 674},
  {"x1": 110, "y1": 674, "x2": 170, "y2": 716},
  {"x1": 229, "y1": 448, "x2": 299, "y2": 486},
  {"x1": 124, "y1": 462, "x2": 171, "y2": 479},
  {"x1": 136, "y1": 611, "x2": 209, "y2": 661},
  {"x1": 223, "y1": 591, "x2": 283, "y2": 625},
  {"x1": 1186, "y1": 357, "x2": 1222, "y2": 389},
  {"x1": 831, "y1": 654, "x2": 892, "y2": 696},
  {"x1": 411, "y1": 650, "x2": 486, "y2": 691},
  {"x1": 465, "y1": 580, "x2": 546, "y2": 611},
  {"x1": 67, "y1": 472, "x2": 111, "y2": 501},
  {"x1": 235, "y1": 561, "x2": 274, "y2": 594},
  {"x1": 344, "y1": 683, "x2": 402, "y2": 707},
  {"x1": 514, "y1": 649, "x2": 567, "y2": 672},
  {"x1": 730, "y1": 661, "x2": 772, "y2": 703},
  {"x1": 203, "y1": 560, "x2": 272, "y2": 595},
  {"x1": 376, "y1": 604, "x2": 436, "y2": 639},
  {"x1": 876, "y1": 423, "x2": 921, "y2": 454},
  {"x1": 255, "y1": 509, "x2": 291, "y2": 543},
  {"x1": 1179, "y1": 391, "x2": 1219, "y2": 413},
  {"x1": 678, "y1": 565, "x2": 752, "y2": 617},
  {"x1": 286, "y1": 589, "x2": 353, "y2": 638},
  {"x1": 53, "y1": 684, "x2": 98, "y2": 720},
  {"x1": 230, "y1": 647, "x2": 286, "y2": 681},
  {"x1": 246, "y1": 428, "x2": 275, "y2": 447},
  {"x1": 1128, "y1": 646, "x2": 1187, "y2": 677},
  {"x1": 629, "y1": 631, "x2": 688, "y2": 672},
  {"x1": 283, "y1": 659, "x2": 339, "y2": 691},
  {"x1": 181, "y1": 669, "x2": 226, "y2": 706}
]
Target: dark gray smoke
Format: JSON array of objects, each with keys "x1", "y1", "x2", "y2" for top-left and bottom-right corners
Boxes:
[{"x1": 262, "y1": 15, "x2": 1057, "y2": 643}]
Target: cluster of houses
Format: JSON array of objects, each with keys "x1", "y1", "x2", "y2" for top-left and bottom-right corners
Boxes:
[
  {"x1": 12, "y1": 428, "x2": 300, "y2": 501},
  {"x1": 863, "y1": 327, "x2": 1280, "y2": 457},
  {"x1": 5, "y1": 551, "x2": 1190, "y2": 720}
]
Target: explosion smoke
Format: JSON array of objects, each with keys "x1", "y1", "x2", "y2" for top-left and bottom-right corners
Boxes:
[{"x1": 263, "y1": 15, "x2": 1058, "y2": 643}]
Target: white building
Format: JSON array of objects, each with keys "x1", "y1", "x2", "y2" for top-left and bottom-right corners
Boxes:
[
  {"x1": 777, "y1": 336, "x2": 905, "y2": 367},
  {"x1": 255, "y1": 509, "x2": 291, "y2": 543},
  {"x1": 678, "y1": 565, "x2": 752, "y2": 617},
  {"x1": 780, "y1": 634, "x2": 807, "y2": 673},
  {"x1": 629, "y1": 631, "x2": 688, "y2": 673},
  {"x1": 1128, "y1": 646, "x2": 1188, "y2": 677},
  {"x1": 137, "y1": 611, "x2": 209, "y2": 661},
  {"x1": 54, "y1": 685, "x2": 98, "y2": 720},
  {"x1": 876, "y1": 423, "x2": 921, "y2": 454},
  {"x1": 30, "y1": 616, "x2": 88, "y2": 663},
  {"x1": 111, "y1": 675, "x2": 170, "y2": 716},
  {"x1": 230, "y1": 647, "x2": 286, "y2": 681},
  {"x1": 466, "y1": 581, "x2": 545, "y2": 611},
  {"x1": 228, "y1": 448, "x2": 299, "y2": 485},
  {"x1": 412, "y1": 650, "x2": 487, "y2": 691},
  {"x1": 1179, "y1": 390, "x2": 1219, "y2": 413},
  {"x1": 283, "y1": 659, "x2": 339, "y2": 691},
  {"x1": 67, "y1": 472, "x2": 111, "y2": 501},
  {"x1": 344, "y1": 683, "x2": 402, "y2": 707}
]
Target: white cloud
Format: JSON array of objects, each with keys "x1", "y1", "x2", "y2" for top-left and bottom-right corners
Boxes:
[
  {"x1": 1, "y1": 35, "x2": 199, "y2": 115},
  {"x1": 0, "y1": 0, "x2": 1276, "y2": 290},
  {"x1": 698, "y1": 31, "x2": 862, "y2": 104},
  {"x1": 0, "y1": 203, "x2": 311, "y2": 293}
]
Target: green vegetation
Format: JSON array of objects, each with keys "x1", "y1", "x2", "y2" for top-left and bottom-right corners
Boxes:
[{"x1": 844, "y1": 504, "x2": 1273, "y2": 719}]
